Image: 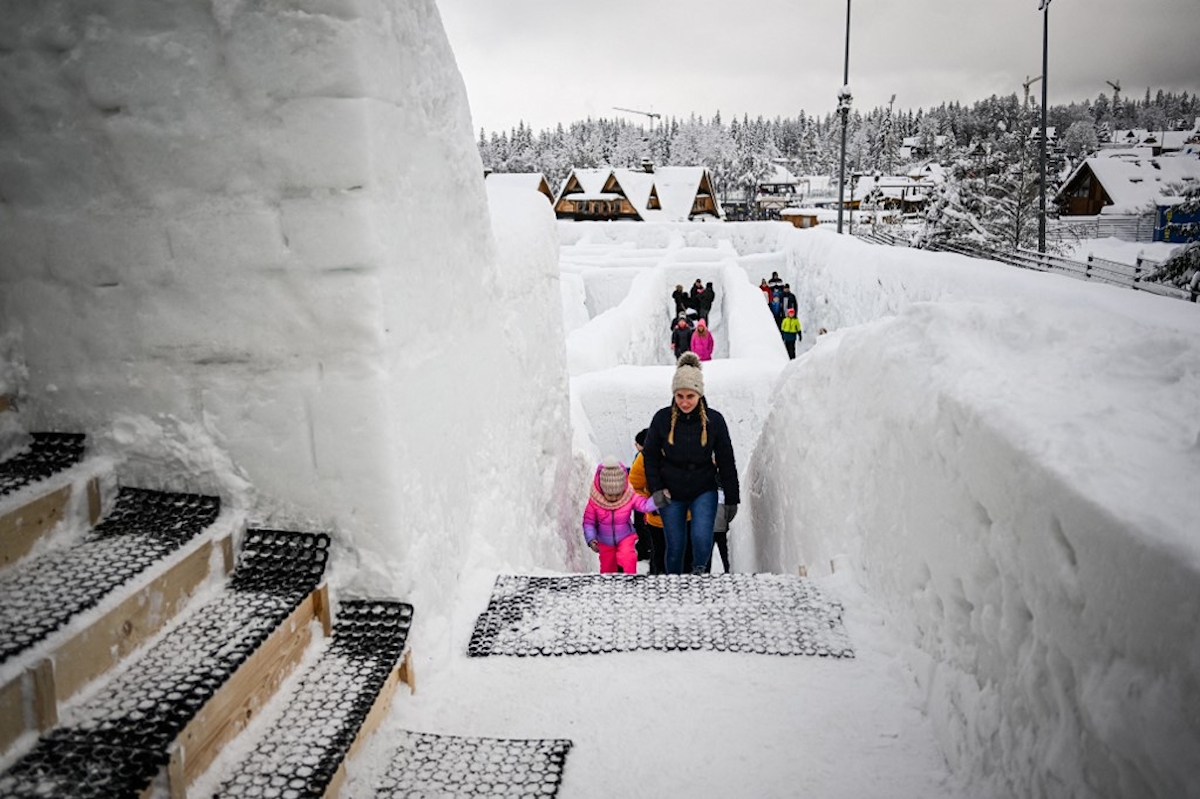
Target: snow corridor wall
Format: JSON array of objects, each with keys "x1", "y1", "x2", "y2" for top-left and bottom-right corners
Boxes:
[
  {"x1": 747, "y1": 229, "x2": 1200, "y2": 796},
  {"x1": 0, "y1": 0, "x2": 574, "y2": 627}
]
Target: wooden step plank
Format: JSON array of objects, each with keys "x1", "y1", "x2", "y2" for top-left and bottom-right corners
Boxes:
[
  {"x1": 0, "y1": 471, "x2": 105, "y2": 570},
  {"x1": 322, "y1": 650, "x2": 415, "y2": 799},
  {"x1": 166, "y1": 585, "x2": 328, "y2": 798},
  {"x1": 0, "y1": 531, "x2": 235, "y2": 761},
  {"x1": 52, "y1": 534, "x2": 229, "y2": 705},
  {"x1": 0, "y1": 659, "x2": 55, "y2": 756},
  {"x1": 0, "y1": 484, "x2": 73, "y2": 567}
]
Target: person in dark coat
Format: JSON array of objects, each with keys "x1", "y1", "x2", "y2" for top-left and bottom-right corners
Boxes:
[
  {"x1": 642, "y1": 352, "x2": 739, "y2": 575},
  {"x1": 698, "y1": 282, "x2": 716, "y2": 320},
  {"x1": 688, "y1": 279, "x2": 704, "y2": 311},
  {"x1": 672, "y1": 284, "x2": 689, "y2": 315},
  {"x1": 670, "y1": 318, "x2": 693, "y2": 357},
  {"x1": 779, "y1": 284, "x2": 798, "y2": 318}
]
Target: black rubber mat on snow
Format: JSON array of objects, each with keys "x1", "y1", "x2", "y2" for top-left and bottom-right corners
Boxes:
[
  {"x1": 0, "y1": 487, "x2": 220, "y2": 663},
  {"x1": 373, "y1": 731, "x2": 572, "y2": 798},
  {"x1": 0, "y1": 530, "x2": 330, "y2": 799},
  {"x1": 219, "y1": 600, "x2": 414, "y2": 799},
  {"x1": 468, "y1": 573, "x2": 855, "y2": 658},
  {"x1": 0, "y1": 432, "x2": 86, "y2": 497}
]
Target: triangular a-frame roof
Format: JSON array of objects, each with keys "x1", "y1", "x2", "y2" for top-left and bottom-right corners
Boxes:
[
  {"x1": 554, "y1": 165, "x2": 724, "y2": 221},
  {"x1": 641, "y1": 167, "x2": 724, "y2": 221}
]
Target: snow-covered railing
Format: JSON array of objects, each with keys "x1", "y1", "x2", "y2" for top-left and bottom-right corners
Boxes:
[
  {"x1": 913, "y1": 239, "x2": 1193, "y2": 302},
  {"x1": 853, "y1": 228, "x2": 911, "y2": 247}
]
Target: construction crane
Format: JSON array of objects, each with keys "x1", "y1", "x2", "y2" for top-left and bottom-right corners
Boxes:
[
  {"x1": 613, "y1": 106, "x2": 661, "y2": 133},
  {"x1": 1106, "y1": 79, "x2": 1122, "y2": 107},
  {"x1": 1023, "y1": 75, "x2": 1043, "y2": 109}
]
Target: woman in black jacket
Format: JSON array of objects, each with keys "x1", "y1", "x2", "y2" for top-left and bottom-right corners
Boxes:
[{"x1": 642, "y1": 352, "x2": 739, "y2": 574}]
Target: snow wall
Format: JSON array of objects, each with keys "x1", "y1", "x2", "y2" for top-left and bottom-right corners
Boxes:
[
  {"x1": 747, "y1": 228, "x2": 1200, "y2": 798},
  {"x1": 0, "y1": 1, "x2": 575, "y2": 633}
]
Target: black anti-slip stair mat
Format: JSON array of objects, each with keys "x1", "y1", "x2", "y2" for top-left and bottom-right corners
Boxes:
[
  {"x1": 0, "y1": 487, "x2": 221, "y2": 663},
  {"x1": 373, "y1": 731, "x2": 573, "y2": 798},
  {"x1": 0, "y1": 529, "x2": 330, "y2": 799},
  {"x1": 0, "y1": 432, "x2": 86, "y2": 497},
  {"x1": 218, "y1": 600, "x2": 414, "y2": 799},
  {"x1": 468, "y1": 573, "x2": 855, "y2": 659}
]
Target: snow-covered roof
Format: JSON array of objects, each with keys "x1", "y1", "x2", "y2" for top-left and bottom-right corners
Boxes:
[
  {"x1": 556, "y1": 166, "x2": 721, "y2": 221},
  {"x1": 641, "y1": 166, "x2": 720, "y2": 221},
  {"x1": 761, "y1": 163, "x2": 801, "y2": 186},
  {"x1": 561, "y1": 192, "x2": 623, "y2": 201},
  {"x1": 609, "y1": 169, "x2": 657, "y2": 216},
  {"x1": 566, "y1": 168, "x2": 614, "y2": 196},
  {"x1": 1109, "y1": 121, "x2": 1200, "y2": 152},
  {"x1": 485, "y1": 172, "x2": 553, "y2": 200},
  {"x1": 1066, "y1": 152, "x2": 1200, "y2": 214},
  {"x1": 485, "y1": 172, "x2": 544, "y2": 189}
]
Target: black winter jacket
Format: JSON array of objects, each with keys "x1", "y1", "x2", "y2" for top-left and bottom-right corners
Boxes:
[
  {"x1": 643, "y1": 398, "x2": 740, "y2": 505},
  {"x1": 671, "y1": 326, "x2": 693, "y2": 354}
]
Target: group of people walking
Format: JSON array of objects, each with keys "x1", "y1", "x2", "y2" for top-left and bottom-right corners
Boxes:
[
  {"x1": 582, "y1": 352, "x2": 739, "y2": 576},
  {"x1": 670, "y1": 279, "x2": 716, "y2": 361},
  {"x1": 760, "y1": 271, "x2": 802, "y2": 359}
]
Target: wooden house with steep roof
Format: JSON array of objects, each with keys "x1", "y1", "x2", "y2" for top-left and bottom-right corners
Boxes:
[
  {"x1": 554, "y1": 165, "x2": 721, "y2": 222},
  {"x1": 1055, "y1": 152, "x2": 1200, "y2": 217}
]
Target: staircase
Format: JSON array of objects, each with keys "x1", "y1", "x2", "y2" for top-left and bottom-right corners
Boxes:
[{"x1": 0, "y1": 431, "x2": 415, "y2": 798}]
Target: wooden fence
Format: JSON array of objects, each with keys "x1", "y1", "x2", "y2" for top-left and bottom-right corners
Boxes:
[{"x1": 854, "y1": 231, "x2": 1194, "y2": 302}]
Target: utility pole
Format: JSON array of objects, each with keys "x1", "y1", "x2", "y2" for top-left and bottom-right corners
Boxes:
[
  {"x1": 1038, "y1": 0, "x2": 1050, "y2": 253},
  {"x1": 836, "y1": 0, "x2": 852, "y2": 234}
]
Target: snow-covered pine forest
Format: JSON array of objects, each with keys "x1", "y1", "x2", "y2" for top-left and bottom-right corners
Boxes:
[
  {"x1": 479, "y1": 89, "x2": 1198, "y2": 191},
  {"x1": 480, "y1": 89, "x2": 1200, "y2": 262}
]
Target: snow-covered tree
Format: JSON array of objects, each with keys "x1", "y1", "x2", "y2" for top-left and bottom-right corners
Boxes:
[{"x1": 1061, "y1": 120, "x2": 1099, "y2": 163}]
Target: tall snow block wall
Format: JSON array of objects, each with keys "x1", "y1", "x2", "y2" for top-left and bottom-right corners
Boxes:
[
  {"x1": 748, "y1": 230, "x2": 1200, "y2": 798},
  {"x1": 0, "y1": 1, "x2": 573, "y2": 612}
]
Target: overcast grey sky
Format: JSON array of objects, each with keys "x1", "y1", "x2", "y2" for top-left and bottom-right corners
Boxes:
[{"x1": 435, "y1": 0, "x2": 1200, "y2": 134}]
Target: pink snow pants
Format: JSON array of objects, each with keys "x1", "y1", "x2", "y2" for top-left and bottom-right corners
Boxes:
[{"x1": 598, "y1": 537, "x2": 638, "y2": 574}]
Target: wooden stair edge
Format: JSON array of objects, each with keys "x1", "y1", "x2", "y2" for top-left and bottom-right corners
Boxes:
[
  {"x1": 322, "y1": 647, "x2": 416, "y2": 799},
  {"x1": 0, "y1": 456, "x2": 119, "y2": 570},
  {"x1": 166, "y1": 583, "x2": 333, "y2": 798},
  {"x1": 0, "y1": 512, "x2": 244, "y2": 761}
]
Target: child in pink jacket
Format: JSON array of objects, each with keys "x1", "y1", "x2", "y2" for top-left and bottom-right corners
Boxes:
[
  {"x1": 690, "y1": 318, "x2": 714, "y2": 361},
  {"x1": 583, "y1": 455, "x2": 669, "y2": 574}
]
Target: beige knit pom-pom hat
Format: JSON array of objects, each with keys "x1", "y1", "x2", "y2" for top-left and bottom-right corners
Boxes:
[{"x1": 671, "y1": 351, "x2": 704, "y2": 396}]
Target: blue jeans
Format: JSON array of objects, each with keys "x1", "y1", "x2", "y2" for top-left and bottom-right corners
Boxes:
[{"x1": 659, "y1": 490, "x2": 718, "y2": 575}]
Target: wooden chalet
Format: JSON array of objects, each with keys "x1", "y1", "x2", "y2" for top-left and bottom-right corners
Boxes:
[
  {"x1": 554, "y1": 166, "x2": 721, "y2": 222},
  {"x1": 554, "y1": 168, "x2": 646, "y2": 220},
  {"x1": 484, "y1": 172, "x2": 554, "y2": 202},
  {"x1": 1055, "y1": 153, "x2": 1200, "y2": 217}
]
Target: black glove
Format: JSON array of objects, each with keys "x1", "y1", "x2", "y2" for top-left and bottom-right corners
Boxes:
[
  {"x1": 724, "y1": 504, "x2": 738, "y2": 523},
  {"x1": 651, "y1": 489, "x2": 672, "y2": 508}
]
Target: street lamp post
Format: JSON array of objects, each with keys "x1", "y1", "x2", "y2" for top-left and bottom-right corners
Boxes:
[
  {"x1": 836, "y1": 0, "x2": 852, "y2": 234},
  {"x1": 1038, "y1": 0, "x2": 1051, "y2": 253}
]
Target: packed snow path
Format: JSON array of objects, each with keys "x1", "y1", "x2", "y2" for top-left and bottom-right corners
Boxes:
[{"x1": 345, "y1": 569, "x2": 959, "y2": 799}]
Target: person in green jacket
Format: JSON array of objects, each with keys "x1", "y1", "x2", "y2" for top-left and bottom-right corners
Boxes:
[{"x1": 780, "y1": 308, "x2": 802, "y2": 359}]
